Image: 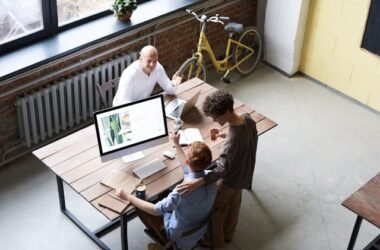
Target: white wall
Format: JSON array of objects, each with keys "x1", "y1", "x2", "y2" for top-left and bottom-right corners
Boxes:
[{"x1": 264, "y1": 0, "x2": 310, "y2": 75}]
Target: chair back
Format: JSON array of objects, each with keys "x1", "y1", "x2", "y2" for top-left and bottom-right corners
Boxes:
[
  {"x1": 160, "y1": 212, "x2": 214, "y2": 250},
  {"x1": 96, "y1": 78, "x2": 120, "y2": 108}
]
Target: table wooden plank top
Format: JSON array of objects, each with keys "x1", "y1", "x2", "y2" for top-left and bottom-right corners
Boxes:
[
  {"x1": 342, "y1": 173, "x2": 380, "y2": 228},
  {"x1": 33, "y1": 78, "x2": 278, "y2": 221}
]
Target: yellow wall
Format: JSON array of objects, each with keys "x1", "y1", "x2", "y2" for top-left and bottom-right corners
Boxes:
[{"x1": 301, "y1": 0, "x2": 380, "y2": 111}]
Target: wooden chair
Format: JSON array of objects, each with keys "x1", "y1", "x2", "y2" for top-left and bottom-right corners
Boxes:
[{"x1": 96, "y1": 78, "x2": 120, "y2": 108}]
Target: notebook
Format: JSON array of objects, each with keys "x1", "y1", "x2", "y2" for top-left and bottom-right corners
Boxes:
[
  {"x1": 178, "y1": 128, "x2": 203, "y2": 146},
  {"x1": 101, "y1": 169, "x2": 141, "y2": 193},
  {"x1": 98, "y1": 194, "x2": 130, "y2": 214}
]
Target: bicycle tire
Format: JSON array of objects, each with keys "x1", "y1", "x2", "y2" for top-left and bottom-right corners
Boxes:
[
  {"x1": 178, "y1": 57, "x2": 206, "y2": 83},
  {"x1": 234, "y1": 27, "x2": 262, "y2": 76}
]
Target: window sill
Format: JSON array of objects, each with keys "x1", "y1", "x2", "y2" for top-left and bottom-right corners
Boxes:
[{"x1": 0, "y1": 0, "x2": 205, "y2": 82}]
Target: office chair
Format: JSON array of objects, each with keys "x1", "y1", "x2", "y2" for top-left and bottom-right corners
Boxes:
[
  {"x1": 144, "y1": 213, "x2": 214, "y2": 250},
  {"x1": 96, "y1": 78, "x2": 120, "y2": 108}
]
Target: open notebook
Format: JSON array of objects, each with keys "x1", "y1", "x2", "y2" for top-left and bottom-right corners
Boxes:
[{"x1": 178, "y1": 128, "x2": 203, "y2": 146}]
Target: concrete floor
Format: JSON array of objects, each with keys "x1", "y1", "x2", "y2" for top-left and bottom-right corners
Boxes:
[{"x1": 1, "y1": 64, "x2": 379, "y2": 250}]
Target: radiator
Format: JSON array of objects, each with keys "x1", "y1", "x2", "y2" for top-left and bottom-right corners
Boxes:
[{"x1": 15, "y1": 52, "x2": 138, "y2": 148}]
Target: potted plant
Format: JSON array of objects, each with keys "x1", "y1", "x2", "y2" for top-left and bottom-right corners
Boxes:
[{"x1": 111, "y1": 0, "x2": 137, "y2": 21}]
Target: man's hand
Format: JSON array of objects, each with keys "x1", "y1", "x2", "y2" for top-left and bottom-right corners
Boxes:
[
  {"x1": 172, "y1": 71, "x2": 182, "y2": 86},
  {"x1": 177, "y1": 178, "x2": 203, "y2": 196},
  {"x1": 171, "y1": 130, "x2": 181, "y2": 146},
  {"x1": 116, "y1": 188, "x2": 129, "y2": 200}
]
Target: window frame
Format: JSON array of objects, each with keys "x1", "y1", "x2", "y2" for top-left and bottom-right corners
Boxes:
[
  {"x1": 0, "y1": 0, "x2": 204, "y2": 82},
  {"x1": 0, "y1": 0, "x2": 135, "y2": 54}
]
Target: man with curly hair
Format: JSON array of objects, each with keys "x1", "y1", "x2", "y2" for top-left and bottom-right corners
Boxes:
[{"x1": 177, "y1": 89, "x2": 258, "y2": 248}]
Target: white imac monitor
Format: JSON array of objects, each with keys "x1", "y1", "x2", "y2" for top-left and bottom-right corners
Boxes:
[{"x1": 94, "y1": 95, "x2": 169, "y2": 162}]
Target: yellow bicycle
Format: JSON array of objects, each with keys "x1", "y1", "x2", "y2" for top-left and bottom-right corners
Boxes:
[{"x1": 178, "y1": 9, "x2": 262, "y2": 83}]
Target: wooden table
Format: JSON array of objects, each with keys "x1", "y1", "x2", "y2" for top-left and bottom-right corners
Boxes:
[
  {"x1": 32, "y1": 78, "x2": 277, "y2": 250},
  {"x1": 342, "y1": 172, "x2": 380, "y2": 250}
]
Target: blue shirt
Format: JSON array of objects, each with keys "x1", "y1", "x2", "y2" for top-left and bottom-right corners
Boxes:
[{"x1": 154, "y1": 166, "x2": 217, "y2": 249}]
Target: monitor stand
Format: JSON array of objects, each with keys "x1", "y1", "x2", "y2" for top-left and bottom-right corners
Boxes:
[{"x1": 122, "y1": 151, "x2": 145, "y2": 163}]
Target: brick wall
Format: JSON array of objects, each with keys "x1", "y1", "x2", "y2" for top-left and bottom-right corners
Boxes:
[{"x1": 0, "y1": 0, "x2": 257, "y2": 165}]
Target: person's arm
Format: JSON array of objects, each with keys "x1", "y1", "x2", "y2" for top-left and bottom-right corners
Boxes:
[
  {"x1": 177, "y1": 140, "x2": 231, "y2": 195},
  {"x1": 154, "y1": 189, "x2": 181, "y2": 214},
  {"x1": 156, "y1": 63, "x2": 178, "y2": 95},
  {"x1": 203, "y1": 143, "x2": 230, "y2": 184},
  {"x1": 116, "y1": 189, "x2": 158, "y2": 215},
  {"x1": 171, "y1": 131, "x2": 186, "y2": 166}
]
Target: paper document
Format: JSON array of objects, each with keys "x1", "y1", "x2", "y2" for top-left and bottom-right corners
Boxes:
[{"x1": 178, "y1": 128, "x2": 203, "y2": 146}]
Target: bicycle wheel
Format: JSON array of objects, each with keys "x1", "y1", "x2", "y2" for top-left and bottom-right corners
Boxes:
[
  {"x1": 178, "y1": 57, "x2": 206, "y2": 83},
  {"x1": 234, "y1": 27, "x2": 262, "y2": 76}
]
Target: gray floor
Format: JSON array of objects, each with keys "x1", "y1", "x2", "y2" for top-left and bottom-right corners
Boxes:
[{"x1": 1, "y1": 64, "x2": 379, "y2": 250}]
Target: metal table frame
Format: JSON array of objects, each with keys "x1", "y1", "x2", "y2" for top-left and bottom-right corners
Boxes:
[{"x1": 56, "y1": 176, "x2": 135, "y2": 250}]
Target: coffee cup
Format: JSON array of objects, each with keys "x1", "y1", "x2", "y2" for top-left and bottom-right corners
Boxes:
[
  {"x1": 135, "y1": 184, "x2": 146, "y2": 200},
  {"x1": 210, "y1": 128, "x2": 219, "y2": 141}
]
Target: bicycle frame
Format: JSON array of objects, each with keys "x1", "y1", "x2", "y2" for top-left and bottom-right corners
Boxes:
[{"x1": 193, "y1": 22, "x2": 254, "y2": 74}]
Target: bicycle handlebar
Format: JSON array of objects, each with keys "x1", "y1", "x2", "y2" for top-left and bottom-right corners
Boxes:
[{"x1": 186, "y1": 9, "x2": 230, "y2": 25}]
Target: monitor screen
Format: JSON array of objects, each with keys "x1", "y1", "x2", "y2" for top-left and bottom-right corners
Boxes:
[{"x1": 94, "y1": 95, "x2": 168, "y2": 162}]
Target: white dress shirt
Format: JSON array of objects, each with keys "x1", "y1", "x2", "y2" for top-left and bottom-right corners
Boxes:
[{"x1": 112, "y1": 61, "x2": 176, "y2": 106}]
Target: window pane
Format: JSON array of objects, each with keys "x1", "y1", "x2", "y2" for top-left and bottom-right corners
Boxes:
[
  {"x1": 0, "y1": 0, "x2": 43, "y2": 45},
  {"x1": 57, "y1": 0, "x2": 113, "y2": 26}
]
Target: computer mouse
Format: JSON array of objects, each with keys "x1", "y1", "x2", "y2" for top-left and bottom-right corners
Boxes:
[{"x1": 162, "y1": 150, "x2": 176, "y2": 159}]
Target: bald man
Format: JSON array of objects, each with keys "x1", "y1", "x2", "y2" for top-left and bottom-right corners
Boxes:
[{"x1": 113, "y1": 45, "x2": 181, "y2": 106}]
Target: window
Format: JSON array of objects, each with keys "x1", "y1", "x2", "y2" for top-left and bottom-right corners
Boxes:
[
  {"x1": 0, "y1": 0, "x2": 152, "y2": 54},
  {"x1": 0, "y1": 0, "x2": 44, "y2": 45},
  {"x1": 57, "y1": 0, "x2": 112, "y2": 26},
  {"x1": 0, "y1": 0, "x2": 114, "y2": 52}
]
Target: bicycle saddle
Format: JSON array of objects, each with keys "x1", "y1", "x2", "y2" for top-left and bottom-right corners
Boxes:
[{"x1": 224, "y1": 22, "x2": 243, "y2": 34}]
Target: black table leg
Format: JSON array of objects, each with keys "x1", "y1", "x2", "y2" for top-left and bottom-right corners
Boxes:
[
  {"x1": 56, "y1": 175, "x2": 66, "y2": 211},
  {"x1": 121, "y1": 213, "x2": 128, "y2": 250},
  {"x1": 56, "y1": 175, "x2": 135, "y2": 249},
  {"x1": 347, "y1": 215, "x2": 363, "y2": 250},
  {"x1": 56, "y1": 175, "x2": 111, "y2": 250}
]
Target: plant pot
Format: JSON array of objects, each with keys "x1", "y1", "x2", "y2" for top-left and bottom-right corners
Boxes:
[{"x1": 118, "y1": 12, "x2": 132, "y2": 21}]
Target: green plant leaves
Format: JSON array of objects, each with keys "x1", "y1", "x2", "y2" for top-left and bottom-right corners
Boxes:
[{"x1": 111, "y1": 0, "x2": 137, "y2": 17}]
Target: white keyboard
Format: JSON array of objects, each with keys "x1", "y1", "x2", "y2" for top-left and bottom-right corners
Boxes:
[{"x1": 133, "y1": 158, "x2": 167, "y2": 180}]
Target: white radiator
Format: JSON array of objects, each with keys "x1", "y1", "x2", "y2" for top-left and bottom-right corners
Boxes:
[{"x1": 16, "y1": 52, "x2": 138, "y2": 148}]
